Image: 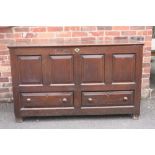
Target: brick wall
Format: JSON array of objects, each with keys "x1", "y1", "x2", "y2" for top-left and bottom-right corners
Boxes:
[{"x1": 0, "y1": 26, "x2": 152, "y2": 103}]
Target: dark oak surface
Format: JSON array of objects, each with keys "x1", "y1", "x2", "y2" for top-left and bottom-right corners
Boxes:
[
  {"x1": 8, "y1": 40, "x2": 143, "y2": 48},
  {"x1": 8, "y1": 41, "x2": 143, "y2": 122}
]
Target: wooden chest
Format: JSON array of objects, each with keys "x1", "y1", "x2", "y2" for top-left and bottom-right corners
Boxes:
[{"x1": 8, "y1": 41, "x2": 143, "y2": 122}]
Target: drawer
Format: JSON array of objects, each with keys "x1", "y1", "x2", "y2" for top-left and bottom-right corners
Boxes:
[
  {"x1": 21, "y1": 92, "x2": 73, "y2": 108},
  {"x1": 82, "y1": 91, "x2": 134, "y2": 107}
]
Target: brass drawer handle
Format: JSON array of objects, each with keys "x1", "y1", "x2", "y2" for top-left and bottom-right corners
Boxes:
[
  {"x1": 123, "y1": 96, "x2": 128, "y2": 101},
  {"x1": 26, "y1": 98, "x2": 31, "y2": 102},
  {"x1": 74, "y1": 48, "x2": 80, "y2": 53},
  {"x1": 88, "y1": 98, "x2": 93, "y2": 102},
  {"x1": 62, "y1": 98, "x2": 67, "y2": 103}
]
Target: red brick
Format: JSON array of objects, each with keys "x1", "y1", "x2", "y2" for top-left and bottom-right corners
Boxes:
[
  {"x1": 146, "y1": 26, "x2": 152, "y2": 30},
  {"x1": 142, "y1": 78, "x2": 150, "y2": 82},
  {"x1": 144, "y1": 47, "x2": 151, "y2": 51},
  {"x1": 32, "y1": 38, "x2": 64, "y2": 44},
  {"x1": 114, "y1": 37, "x2": 128, "y2": 40},
  {"x1": 31, "y1": 39, "x2": 51, "y2": 44},
  {"x1": 31, "y1": 27, "x2": 46, "y2": 32},
  {"x1": 1, "y1": 72, "x2": 11, "y2": 77},
  {"x1": 97, "y1": 37, "x2": 104, "y2": 40},
  {"x1": 143, "y1": 57, "x2": 151, "y2": 63},
  {"x1": 142, "y1": 78, "x2": 150, "y2": 83},
  {"x1": 0, "y1": 88, "x2": 9, "y2": 93},
  {"x1": 14, "y1": 27, "x2": 30, "y2": 32},
  {"x1": 47, "y1": 27, "x2": 63, "y2": 32},
  {"x1": 56, "y1": 32, "x2": 71, "y2": 37},
  {"x1": 49, "y1": 38, "x2": 64, "y2": 42},
  {"x1": 0, "y1": 27, "x2": 12, "y2": 33},
  {"x1": 145, "y1": 41, "x2": 152, "y2": 46},
  {"x1": 36, "y1": 32, "x2": 55, "y2": 38},
  {"x1": 145, "y1": 36, "x2": 152, "y2": 41},
  {"x1": 0, "y1": 50, "x2": 9, "y2": 55},
  {"x1": 0, "y1": 55, "x2": 7, "y2": 61},
  {"x1": 21, "y1": 33, "x2": 36, "y2": 38},
  {"x1": 105, "y1": 31, "x2": 120, "y2": 36},
  {"x1": 0, "y1": 44, "x2": 7, "y2": 50},
  {"x1": 142, "y1": 78, "x2": 150, "y2": 88},
  {"x1": 130, "y1": 36, "x2": 144, "y2": 41},
  {"x1": 143, "y1": 66, "x2": 151, "y2": 73},
  {"x1": 97, "y1": 37, "x2": 113, "y2": 41},
  {"x1": 81, "y1": 37, "x2": 96, "y2": 41},
  {"x1": 0, "y1": 34, "x2": 5, "y2": 39},
  {"x1": 121, "y1": 31, "x2": 136, "y2": 35},
  {"x1": 143, "y1": 52, "x2": 151, "y2": 57},
  {"x1": 64, "y1": 26, "x2": 80, "y2": 31},
  {"x1": 6, "y1": 33, "x2": 22, "y2": 39},
  {"x1": 143, "y1": 63, "x2": 151, "y2": 67},
  {"x1": 0, "y1": 77, "x2": 9, "y2": 82},
  {"x1": 137, "y1": 31, "x2": 147, "y2": 35},
  {"x1": 104, "y1": 37, "x2": 113, "y2": 41},
  {"x1": 112, "y1": 26, "x2": 129, "y2": 30},
  {"x1": 130, "y1": 26, "x2": 145, "y2": 30},
  {"x1": 147, "y1": 30, "x2": 152, "y2": 35},
  {"x1": 81, "y1": 26, "x2": 96, "y2": 31},
  {"x1": 97, "y1": 26, "x2": 112, "y2": 30},
  {"x1": 0, "y1": 39, "x2": 14, "y2": 44},
  {"x1": 142, "y1": 74, "x2": 150, "y2": 78},
  {"x1": 64, "y1": 38, "x2": 81, "y2": 42},
  {"x1": 72, "y1": 32, "x2": 88, "y2": 37},
  {"x1": 1, "y1": 63, "x2": 10, "y2": 66},
  {"x1": 15, "y1": 38, "x2": 31, "y2": 43},
  {"x1": 0, "y1": 92, "x2": 13, "y2": 98},
  {"x1": 89, "y1": 32, "x2": 104, "y2": 36}
]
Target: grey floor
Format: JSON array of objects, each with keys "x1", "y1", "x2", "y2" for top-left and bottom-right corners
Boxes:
[{"x1": 0, "y1": 98, "x2": 155, "y2": 129}]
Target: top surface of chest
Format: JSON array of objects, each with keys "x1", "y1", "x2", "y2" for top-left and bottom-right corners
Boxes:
[{"x1": 8, "y1": 40, "x2": 143, "y2": 48}]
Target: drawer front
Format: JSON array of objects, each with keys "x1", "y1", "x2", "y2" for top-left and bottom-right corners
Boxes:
[
  {"x1": 21, "y1": 92, "x2": 73, "y2": 108},
  {"x1": 82, "y1": 91, "x2": 134, "y2": 107}
]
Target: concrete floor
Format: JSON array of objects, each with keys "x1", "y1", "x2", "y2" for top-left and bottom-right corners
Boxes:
[{"x1": 0, "y1": 98, "x2": 155, "y2": 129}]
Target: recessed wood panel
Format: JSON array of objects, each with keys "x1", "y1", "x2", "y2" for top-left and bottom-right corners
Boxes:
[
  {"x1": 18, "y1": 56, "x2": 42, "y2": 84},
  {"x1": 50, "y1": 55, "x2": 74, "y2": 84},
  {"x1": 81, "y1": 55, "x2": 105, "y2": 83},
  {"x1": 112, "y1": 54, "x2": 136, "y2": 82}
]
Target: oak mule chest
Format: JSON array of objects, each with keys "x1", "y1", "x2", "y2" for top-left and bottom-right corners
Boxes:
[{"x1": 8, "y1": 41, "x2": 143, "y2": 122}]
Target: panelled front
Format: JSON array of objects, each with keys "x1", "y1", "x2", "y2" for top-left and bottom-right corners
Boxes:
[
  {"x1": 12, "y1": 47, "x2": 75, "y2": 86},
  {"x1": 9, "y1": 44, "x2": 143, "y2": 120},
  {"x1": 78, "y1": 46, "x2": 138, "y2": 91},
  {"x1": 12, "y1": 46, "x2": 138, "y2": 87}
]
